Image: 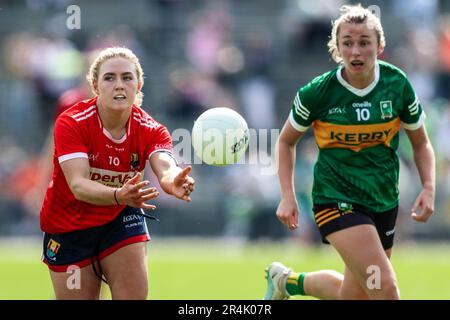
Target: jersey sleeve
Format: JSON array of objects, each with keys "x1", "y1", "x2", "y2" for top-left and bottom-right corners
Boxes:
[
  {"x1": 54, "y1": 115, "x2": 89, "y2": 164},
  {"x1": 146, "y1": 124, "x2": 174, "y2": 160},
  {"x1": 288, "y1": 83, "x2": 316, "y2": 132},
  {"x1": 400, "y1": 77, "x2": 426, "y2": 131}
]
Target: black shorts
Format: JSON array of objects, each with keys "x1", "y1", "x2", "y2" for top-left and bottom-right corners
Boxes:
[
  {"x1": 313, "y1": 202, "x2": 398, "y2": 250},
  {"x1": 42, "y1": 206, "x2": 150, "y2": 272}
]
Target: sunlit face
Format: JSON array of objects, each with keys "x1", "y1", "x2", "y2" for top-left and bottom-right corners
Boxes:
[
  {"x1": 93, "y1": 57, "x2": 141, "y2": 111},
  {"x1": 337, "y1": 22, "x2": 384, "y2": 80}
]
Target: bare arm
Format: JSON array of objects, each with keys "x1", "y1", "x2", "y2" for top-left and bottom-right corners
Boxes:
[
  {"x1": 150, "y1": 152, "x2": 195, "y2": 202},
  {"x1": 276, "y1": 120, "x2": 306, "y2": 230},
  {"x1": 405, "y1": 124, "x2": 436, "y2": 222},
  {"x1": 60, "y1": 158, "x2": 159, "y2": 209}
]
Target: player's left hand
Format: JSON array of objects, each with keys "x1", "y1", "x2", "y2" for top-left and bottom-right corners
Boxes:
[
  {"x1": 411, "y1": 187, "x2": 435, "y2": 223},
  {"x1": 171, "y1": 166, "x2": 195, "y2": 202}
]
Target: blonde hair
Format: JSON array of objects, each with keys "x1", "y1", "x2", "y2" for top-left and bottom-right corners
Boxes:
[
  {"x1": 327, "y1": 4, "x2": 385, "y2": 64},
  {"x1": 87, "y1": 47, "x2": 144, "y2": 106}
]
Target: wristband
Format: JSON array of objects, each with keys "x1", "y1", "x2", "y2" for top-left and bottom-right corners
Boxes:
[{"x1": 114, "y1": 188, "x2": 120, "y2": 205}]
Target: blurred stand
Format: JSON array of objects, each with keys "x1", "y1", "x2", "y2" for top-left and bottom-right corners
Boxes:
[{"x1": 0, "y1": 0, "x2": 449, "y2": 243}]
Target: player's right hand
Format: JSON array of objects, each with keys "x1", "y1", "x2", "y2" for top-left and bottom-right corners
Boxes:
[
  {"x1": 411, "y1": 187, "x2": 435, "y2": 223},
  {"x1": 276, "y1": 196, "x2": 299, "y2": 230},
  {"x1": 115, "y1": 172, "x2": 160, "y2": 209}
]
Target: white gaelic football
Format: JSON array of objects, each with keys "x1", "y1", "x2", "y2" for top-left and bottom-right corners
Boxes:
[{"x1": 192, "y1": 107, "x2": 249, "y2": 166}]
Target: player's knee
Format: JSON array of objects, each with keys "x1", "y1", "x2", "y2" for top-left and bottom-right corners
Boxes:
[
  {"x1": 366, "y1": 276, "x2": 399, "y2": 300},
  {"x1": 112, "y1": 285, "x2": 148, "y2": 300},
  {"x1": 130, "y1": 286, "x2": 148, "y2": 300},
  {"x1": 339, "y1": 287, "x2": 369, "y2": 300},
  {"x1": 110, "y1": 276, "x2": 148, "y2": 300},
  {"x1": 363, "y1": 266, "x2": 399, "y2": 300},
  {"x1": 338, "y1": 279, "x2": 369, "y2": 300},
  {"x1": 380, "y1": 277, "x2": 400, "y2": 300}
]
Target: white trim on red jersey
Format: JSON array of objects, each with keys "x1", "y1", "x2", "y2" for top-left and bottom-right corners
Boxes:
[
  {"x1": 102, "y1": 127, "x2": 128, "y2": 144},
  {"x1": 149, "y1": 149, "x2": 176, "y2": 160},
  {"x1": 132, "y1": 112, "x2": 161, "y2": 129},
  {"x1": 72, "y1": 105, "x2": 97, "y2": 122},
  {"x1": 58, "y1": 152, "x2": 89, "y2": 164}
]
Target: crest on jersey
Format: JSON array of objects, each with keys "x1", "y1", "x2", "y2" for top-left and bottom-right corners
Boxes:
[
  {"x1": 130, "y1": 153, "x2": 139, "y2": 171},
  {"x1": 338, "y1": 202, "x2": 353, "y2": 214},
  {"x1": 47, "y1": 239, "x2": 61, "y2": 261},
  {"x1": 380, "y1": 101, "x2": 393, "y2": 119}
]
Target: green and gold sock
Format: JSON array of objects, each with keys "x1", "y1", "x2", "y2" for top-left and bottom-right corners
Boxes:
[{"x1": 286, "y1": 272, "x2": 307, "y2": 296}]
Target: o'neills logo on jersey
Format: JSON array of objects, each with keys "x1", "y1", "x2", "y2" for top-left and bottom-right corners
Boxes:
[
  {"x1": 352, "y1": 101, "x2": 372, "y2": 108},
  {"x1": 313, "y1": 118, "x2": 401, "y2": 152},
  {"x1": 89, "y1": 167, "x2": 139, "y2": 187}
]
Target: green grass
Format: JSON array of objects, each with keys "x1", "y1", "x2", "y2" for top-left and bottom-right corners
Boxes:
[{"x1": 1, "y1": 238, "x2": 450, "y2": 299}]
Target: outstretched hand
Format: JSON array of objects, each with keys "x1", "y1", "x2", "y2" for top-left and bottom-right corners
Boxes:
[
  {"x1": 116, "y1": 172, "x2": 160, "y2": 209},
  {"x1": 411, "y1": 188, "x2": 434, "y2": 223},
  {"x1": 171, "y1": 166, "x2": 195, "y2": 202}
]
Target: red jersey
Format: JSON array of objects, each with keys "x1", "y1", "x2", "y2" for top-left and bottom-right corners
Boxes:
[{"x1": 40, "y1": 97, "x2": 173, "y2": 234}]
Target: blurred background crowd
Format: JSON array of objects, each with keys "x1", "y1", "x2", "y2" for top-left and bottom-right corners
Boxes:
[{"x1": 0, "y1": 0, "x2": 449, "y2": 245}]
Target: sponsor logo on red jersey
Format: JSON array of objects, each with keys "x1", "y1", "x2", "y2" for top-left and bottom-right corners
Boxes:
[{"x1": 89, "y1": 168, "x2": 136, "y2": 187}]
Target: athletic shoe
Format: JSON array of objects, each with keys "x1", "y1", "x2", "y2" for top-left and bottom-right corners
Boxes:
[{"x1": 263, "y1": 261, "x2": 291, "y2": 300}]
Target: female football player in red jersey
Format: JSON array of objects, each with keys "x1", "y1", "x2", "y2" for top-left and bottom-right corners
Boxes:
[
  {"x1": 40, "y1": 47, "x2": 195, "y2": 299},
  {"x1": 264, "y1": 4, "x2": 435, "y2": 300}
]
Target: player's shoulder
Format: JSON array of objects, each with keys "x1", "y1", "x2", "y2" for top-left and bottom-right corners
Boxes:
[
  {"x1": 378, "y1": 60, "x2": 409, "y2": 80},
  {"x1": 58, "y1": 97, "x2": 98, "y2": 122},
  {"x1": 131, "y1": 105, "x2": 165, "y2": 131},
  {"x1": 303, "y1": 67, "x2": 339, "y2": 91},
  {"x1": 295, "y1": 67, "x2": 339, "y2": 109},
  {"x1": 53, "y1": 98, "x2": 98, "y2": 138}
]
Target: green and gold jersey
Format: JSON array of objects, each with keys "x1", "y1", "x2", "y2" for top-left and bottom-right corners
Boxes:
[{"x1": 289, "y1": 60, "x2": 425, "y2": 212}]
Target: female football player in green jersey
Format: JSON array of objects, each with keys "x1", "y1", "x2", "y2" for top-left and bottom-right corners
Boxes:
[{"x1": 264, "y1": 4, "x2": 435, "y2": 300}]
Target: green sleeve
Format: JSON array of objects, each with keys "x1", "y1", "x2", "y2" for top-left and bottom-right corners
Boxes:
[
  {"x1": 289, "y1": 82, "x2": 317, "y2": 132},
  {"x1": 400, "y1": 77, "x2": 425, "y2": 130}
]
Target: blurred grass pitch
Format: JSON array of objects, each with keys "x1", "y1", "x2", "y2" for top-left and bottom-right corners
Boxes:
[{"x1": 1, "y1": 238, "x2": 450, "y2": 299}]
